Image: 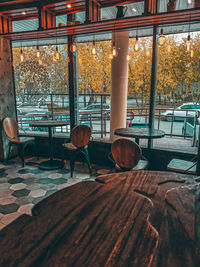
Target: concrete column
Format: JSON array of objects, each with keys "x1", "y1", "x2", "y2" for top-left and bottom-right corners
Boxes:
[
  {"x1": 110, "y1": 30, "x2": 129, "y2": 140},
  {"x1": 0, "y1": 37, "x2": 16, "y2": 160}
]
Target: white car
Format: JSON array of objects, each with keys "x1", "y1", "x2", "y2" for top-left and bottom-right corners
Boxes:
[{"x1": 161, "y1": 103, "x2": 200, "y2": 121}]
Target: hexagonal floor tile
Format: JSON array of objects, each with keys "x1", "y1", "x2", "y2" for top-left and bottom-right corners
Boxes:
[
  {"x1": 10, "y1": 183, "x2": 27, "y2": 191},
  {"x1": 18, "y1": 203, "x2": 34, "y2": 215},
  {"x1": 8, "y1": 177, "x2": 25, "y2": 184},
  {"x1": 47, "y1": 173, "x2": 63, "y2": 179},
  {"x1": 12, "y1": 189, "x2": 30, "y2": 198},
  {"x1": 0, "y1": 203, "x2": 19, "y2": 214},
  {"x1": 29, "y1": 189, "x2": 46, "y2": 198},
  {"x1": 0, "y1": 196, "x2": 17, "y2": 205}
]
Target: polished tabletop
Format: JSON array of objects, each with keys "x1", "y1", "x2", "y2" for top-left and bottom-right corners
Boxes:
[
  {"x1": 29, "y1": 120, "x2": 66, "y2": 128},
  {"x1": 114, "y1": 127, "x2": 165, "y2": 139},
  {"x1": 0, "y1": 170, "x2": 199, "y2": 266}
]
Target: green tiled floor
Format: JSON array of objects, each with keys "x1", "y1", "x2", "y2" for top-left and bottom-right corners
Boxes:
[{"x1": 0, "y1": 157, "x2": 113, "y2": 230}]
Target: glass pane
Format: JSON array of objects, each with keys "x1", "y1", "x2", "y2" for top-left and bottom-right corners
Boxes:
[{"x1": 12, "y1": 44, "x2": 69, "y2": 133}]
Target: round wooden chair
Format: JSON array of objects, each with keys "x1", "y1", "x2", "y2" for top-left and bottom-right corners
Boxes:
[
  {"x1": 63, "y1": 125, "x2": 92, "y2": 177},
  {"x1": 111, "y1": 138, "x2": 147, "y2": 171},
  {"x1": 3, "y1": 117, "x2": 36, "y2": 167}
]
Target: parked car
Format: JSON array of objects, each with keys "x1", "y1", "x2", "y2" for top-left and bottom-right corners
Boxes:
[
  {"x1": 81, "y1": 104, "x2": 110, "y2": 111},
  {"x1": 161, "y1": 103, "x2": 200, "y2": 121},
  {"x1": 182, "y1": 115, "x2": 200, "y2": 146},
  {"x1": 18, "y1": 103, "x2": 48, "y2": 114},
  {"x1": 80, "y1": 104, "x2": 110, "y2": 121},
  {"x1": 128, "y1": 116, "x2": 149, "y2": 128}
]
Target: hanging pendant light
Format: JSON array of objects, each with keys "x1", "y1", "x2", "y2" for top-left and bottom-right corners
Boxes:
[
  {"x1": 54, "y1": 33, "x2": 60, "y2": 60},
  {"x1": 20, "y1": 40, "x2": 24, "y2": 62},
  {"x1": 146, "y1": 50, "x2": 150, "y2": 57},
  {"x1": 134, "y1": 35, "x2": 140, "y2": 52},
  {"x1": 20, "y1": 48, "x2": 24, "y2": 62},
  {"x1": 92, "y1": 39, "x2": 96, "y2": 55},
  {"x1": 134, "y1": 23, "x2": 140, "y2": 52},
  {"x1": 70, "y1": 39, "x2": 77, "y2": 53},
  {"x1": 158, "y1": 28, "x2": 165, "y2": 46},
  {"x1": 188, "y1": 0, "x2": 192, "y2": 4},
  {"x1": 111, "y1": 25, "x2": 117, "y2": 57},
  {"x1": 187, "y1": 15, "x2": 191, "y2": 52},
  {"x1": 158, "y1": 18, "x2": 165, "y2": 46},
  {"x1": 187, "y1": 34, "x2": 191, "y2": 52},
  {"x1": 191, "y1": 49, "x2": 194, "y2": 58},
  {"x1": 36, "y1": 32, "x2": 40, "y2": 58}
]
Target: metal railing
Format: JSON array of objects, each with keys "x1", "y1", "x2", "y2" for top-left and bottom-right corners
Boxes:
[{"x1": 16, "y1": 93, "x2": 200, "y2": 145}]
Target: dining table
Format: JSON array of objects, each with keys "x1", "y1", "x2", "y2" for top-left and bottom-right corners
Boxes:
[
  {"x1": 114, "y1": 127, "x2": 165, "y2": 145},
  {"x1": 0, "y1": 170, "x2": 199, "y2": 266},
  {"x1": 29, "y1": 120, "x2": 67, "y2": 170}
]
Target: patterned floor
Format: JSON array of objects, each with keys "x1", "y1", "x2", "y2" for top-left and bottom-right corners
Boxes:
[{"x1": 0, "y1": 157, "x2": 113, "y2": 230}]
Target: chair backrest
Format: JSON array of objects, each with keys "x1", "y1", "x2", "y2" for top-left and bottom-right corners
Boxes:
[
  {"x1": 111, "y1": 138, "x2": 142, "y2": 170},
  {"x1": 3, "y1": 117, "x2": 18, "y2": 139},
  {"x1": 70, "y1": 125, "x2": 91, "y2": 148}
]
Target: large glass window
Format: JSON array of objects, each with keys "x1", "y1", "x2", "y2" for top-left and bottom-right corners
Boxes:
[{"x1": 12, "y1": 44, "x2": 69, "y2": 133}]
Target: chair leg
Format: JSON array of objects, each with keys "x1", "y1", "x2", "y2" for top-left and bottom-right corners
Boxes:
[
  {"x1": 83, "y1": 148, "x2": 92, "y2": 176},
  {"x1": 68, "y1": 151, "x2": 75, "y2": 178},
  {"x1": 6, "y1": 144, "x2": 11, "y2": 164},
  {"x1": 20, "y1": 144, "x2": 25, "y2": 168},
  {"x1": 70, "y1": 158, "x2": 75, "y2": 178}
]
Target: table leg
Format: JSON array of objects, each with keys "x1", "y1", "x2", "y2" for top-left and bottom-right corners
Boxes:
[{"x1": 39, "y1": 126, "x2": 64, "y2": 170}]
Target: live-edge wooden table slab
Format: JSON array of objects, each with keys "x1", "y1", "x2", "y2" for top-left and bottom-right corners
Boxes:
[{"x1": 0, "y1": 170, "x2": 199, "y2": 267}]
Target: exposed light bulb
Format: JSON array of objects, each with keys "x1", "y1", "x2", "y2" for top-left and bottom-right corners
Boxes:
[
  {"x1": 167, "y1": 44, "x2": 171, "y2": 52},
  {"x1": 36, "y1": 45, "x2": 40, "y2": 58},
  {"x1": 132, "y1": 8, "x2": 137, "y2": 12},
  {"x1": 188, "y1": 0, "x2": 192, "y2": 4},
  {"x1": 54, "y1": 46, "x2": 60, "y2": 60},
  {"x1": 71, "y1": 43, "x2": 77, "y2": 53},
  {"x1": 127, "y1": 55, "x2": 130, "y2": 61},
  {"x1": 134, "y1": 36, "x2": 139, "y2": 52},
  {"x1": 22, "y1": 11, "x2": 26, "y2": 15},
  {"x1": 191, "y1": 49, "x2": 194, "y2": 58},
  {"x1": 20, "y1": 48, "x2": 24, "y2": 62},
  {"x1": 158, "y1": 28, "x2": 164, "y2": 46},
  {"x1": 67, "y1": 3, "x2": 71, "y2": 8},
  {"x1": 187, "y1": 34, "x2": 191, "y2": 52},
  {"x1": 112, "y1": 45, "x2": 117, "y2": 57},
  {"x1": 92, "y1": 41, "x2": 96, "y2": 55}
]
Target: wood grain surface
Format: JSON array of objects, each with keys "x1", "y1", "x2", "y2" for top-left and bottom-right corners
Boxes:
[{"x1": 0, "y1": 171, "x2": 199, "y2": 267}]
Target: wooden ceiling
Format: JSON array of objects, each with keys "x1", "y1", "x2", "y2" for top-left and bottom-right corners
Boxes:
[
  {"x1": 0, "y1": 0, "x2": 142, "y2": 21},
  {"x1": 1, "y1": 1, "x2": 200, "y2": 42}
]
